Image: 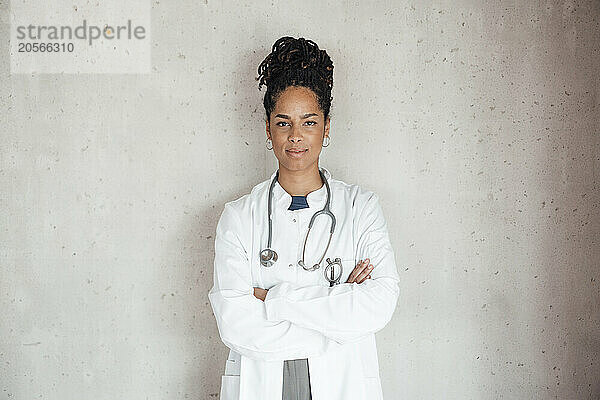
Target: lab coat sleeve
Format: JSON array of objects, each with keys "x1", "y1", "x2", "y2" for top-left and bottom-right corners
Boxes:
[
  {"x1": 208, "y1": 203, "x2": 336, "y2": 361},
  {"x1": 263, "y1": 192, "x2": 400, "y2": 344}
]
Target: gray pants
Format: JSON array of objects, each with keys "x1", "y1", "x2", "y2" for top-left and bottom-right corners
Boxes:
[{"x1": 282, "y1": 358, "x2": 312, "y2": 400}]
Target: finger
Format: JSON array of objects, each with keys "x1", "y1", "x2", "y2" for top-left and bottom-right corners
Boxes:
[
  {"x1": 357, "y1": 266, "x2": 372, "y2": 283},
  {"x1": 346, "y1": 259, "x2": 369, "y2": 283},
  {"x1": 355, "y1": 263, "x2": 374, "y2": 283},
  {"x1": 345, "y1": 259, "x2": 364, "y2": 283},
  {"x1": 355, "y1": 258, "x2": 371, "y2": 282}
]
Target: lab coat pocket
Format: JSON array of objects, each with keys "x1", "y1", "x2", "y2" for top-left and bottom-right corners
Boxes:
[
  {"x1": 219, "y1": 375, "x2": 240, "y2": 400},
  {"x1": 225, "y1": 358, "x2": 240, "y2": 375}
]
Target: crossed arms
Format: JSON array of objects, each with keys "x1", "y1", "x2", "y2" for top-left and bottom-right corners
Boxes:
[{"x1": 207, "y1": 192, "x2": 400, "y2": 361}]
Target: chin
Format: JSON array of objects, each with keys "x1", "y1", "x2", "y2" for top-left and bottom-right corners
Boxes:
[{"x1": 278, "y1": 160, "x2": 317, "y2": 172}]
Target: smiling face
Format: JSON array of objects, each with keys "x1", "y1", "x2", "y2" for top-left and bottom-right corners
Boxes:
[{"x1": 266, "y1": 86, "x2": 330, "y2": 174}]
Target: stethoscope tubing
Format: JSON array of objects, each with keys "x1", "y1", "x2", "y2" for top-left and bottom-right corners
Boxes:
[{"x1": 260, "y1": 168, "x2": 338, "y2": 277}]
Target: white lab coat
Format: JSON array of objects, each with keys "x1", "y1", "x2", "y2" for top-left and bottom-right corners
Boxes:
[{"x1": 208, "y1": 166, "x2": 400, "y2": 400}]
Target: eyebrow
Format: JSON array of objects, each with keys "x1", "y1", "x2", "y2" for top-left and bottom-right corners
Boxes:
[{"x1": 274, "y1": 113, "x2": 319, "y2": 119}]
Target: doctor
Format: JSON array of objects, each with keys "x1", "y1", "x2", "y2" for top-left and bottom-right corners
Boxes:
[{"x1": 208, "y1": 36, "x2": 400, "y2": 400}]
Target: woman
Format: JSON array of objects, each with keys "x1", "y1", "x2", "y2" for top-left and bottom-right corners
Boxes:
[{"x1": 208, "y1": 36, "x2": 400, "y2": 400}]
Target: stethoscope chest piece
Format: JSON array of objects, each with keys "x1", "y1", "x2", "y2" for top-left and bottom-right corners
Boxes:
[
  {"x1": 324, "y1": 257, "x2": 343, "y2": 287},
  {"x1": 260, "y1": 248, "x2": 278, "y2": 267}
]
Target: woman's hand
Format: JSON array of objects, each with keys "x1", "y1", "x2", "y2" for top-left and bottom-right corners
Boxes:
[
  {"x1": 346, "y1": 258, "x2": 373, "y2": 284},
  {"x1": 253, "y1": 287, "x2": 268, "y2": 301}
]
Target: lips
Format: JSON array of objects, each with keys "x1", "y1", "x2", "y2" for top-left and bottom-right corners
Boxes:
[{"x1": 286, "y1": 148, "x2": 308, "y2": 158}]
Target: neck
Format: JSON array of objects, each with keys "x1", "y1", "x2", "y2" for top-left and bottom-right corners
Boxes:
[{"x1": 277, "y1": 164, "x2": 323, "y2": 197}]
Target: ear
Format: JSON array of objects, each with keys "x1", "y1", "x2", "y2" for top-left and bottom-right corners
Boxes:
[
  {"x1": 324, "y1": 115, "x2": 330, "y2": 138},
  {"x1": 265, "y1": 119, "x2": 271, "y2": 140}
]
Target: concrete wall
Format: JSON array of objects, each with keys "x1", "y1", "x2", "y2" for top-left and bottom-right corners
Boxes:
[{"x1": 1, "y1": 0, "x2": 598, "y2": 398}]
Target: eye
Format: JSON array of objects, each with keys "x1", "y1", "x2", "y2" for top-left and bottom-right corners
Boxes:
[
  {"x1": 276, "y1": 121, "x2": 290, "y2": 127},
  {"x1": 305, "y1": 121, "x2": 317, "y2": 126}
]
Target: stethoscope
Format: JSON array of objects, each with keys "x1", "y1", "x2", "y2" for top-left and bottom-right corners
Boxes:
[{"x1": 259, "y1": 168, "x2": 343, "y2": 286}]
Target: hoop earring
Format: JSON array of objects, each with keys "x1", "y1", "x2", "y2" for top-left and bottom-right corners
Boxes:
[
  {"x1": 322, "y1": 136, "x2": 330, "y2": 147},
  {"x1": 266, "y1": 138, "x2": 273, "y2": 150}
]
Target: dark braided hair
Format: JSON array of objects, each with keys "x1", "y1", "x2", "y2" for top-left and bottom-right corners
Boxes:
[{"x1": 256, "y1": 36, "x2": 334, "y2": 122}]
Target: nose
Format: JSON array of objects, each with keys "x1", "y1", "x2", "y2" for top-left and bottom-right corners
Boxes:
[{"x1": 288, "y1": 125, "x2": 303, "y2": 142}]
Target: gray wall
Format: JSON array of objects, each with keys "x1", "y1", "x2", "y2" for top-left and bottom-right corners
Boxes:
[{"x1": 1, "y1": 1, "x2": 598, "y2": 399}]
